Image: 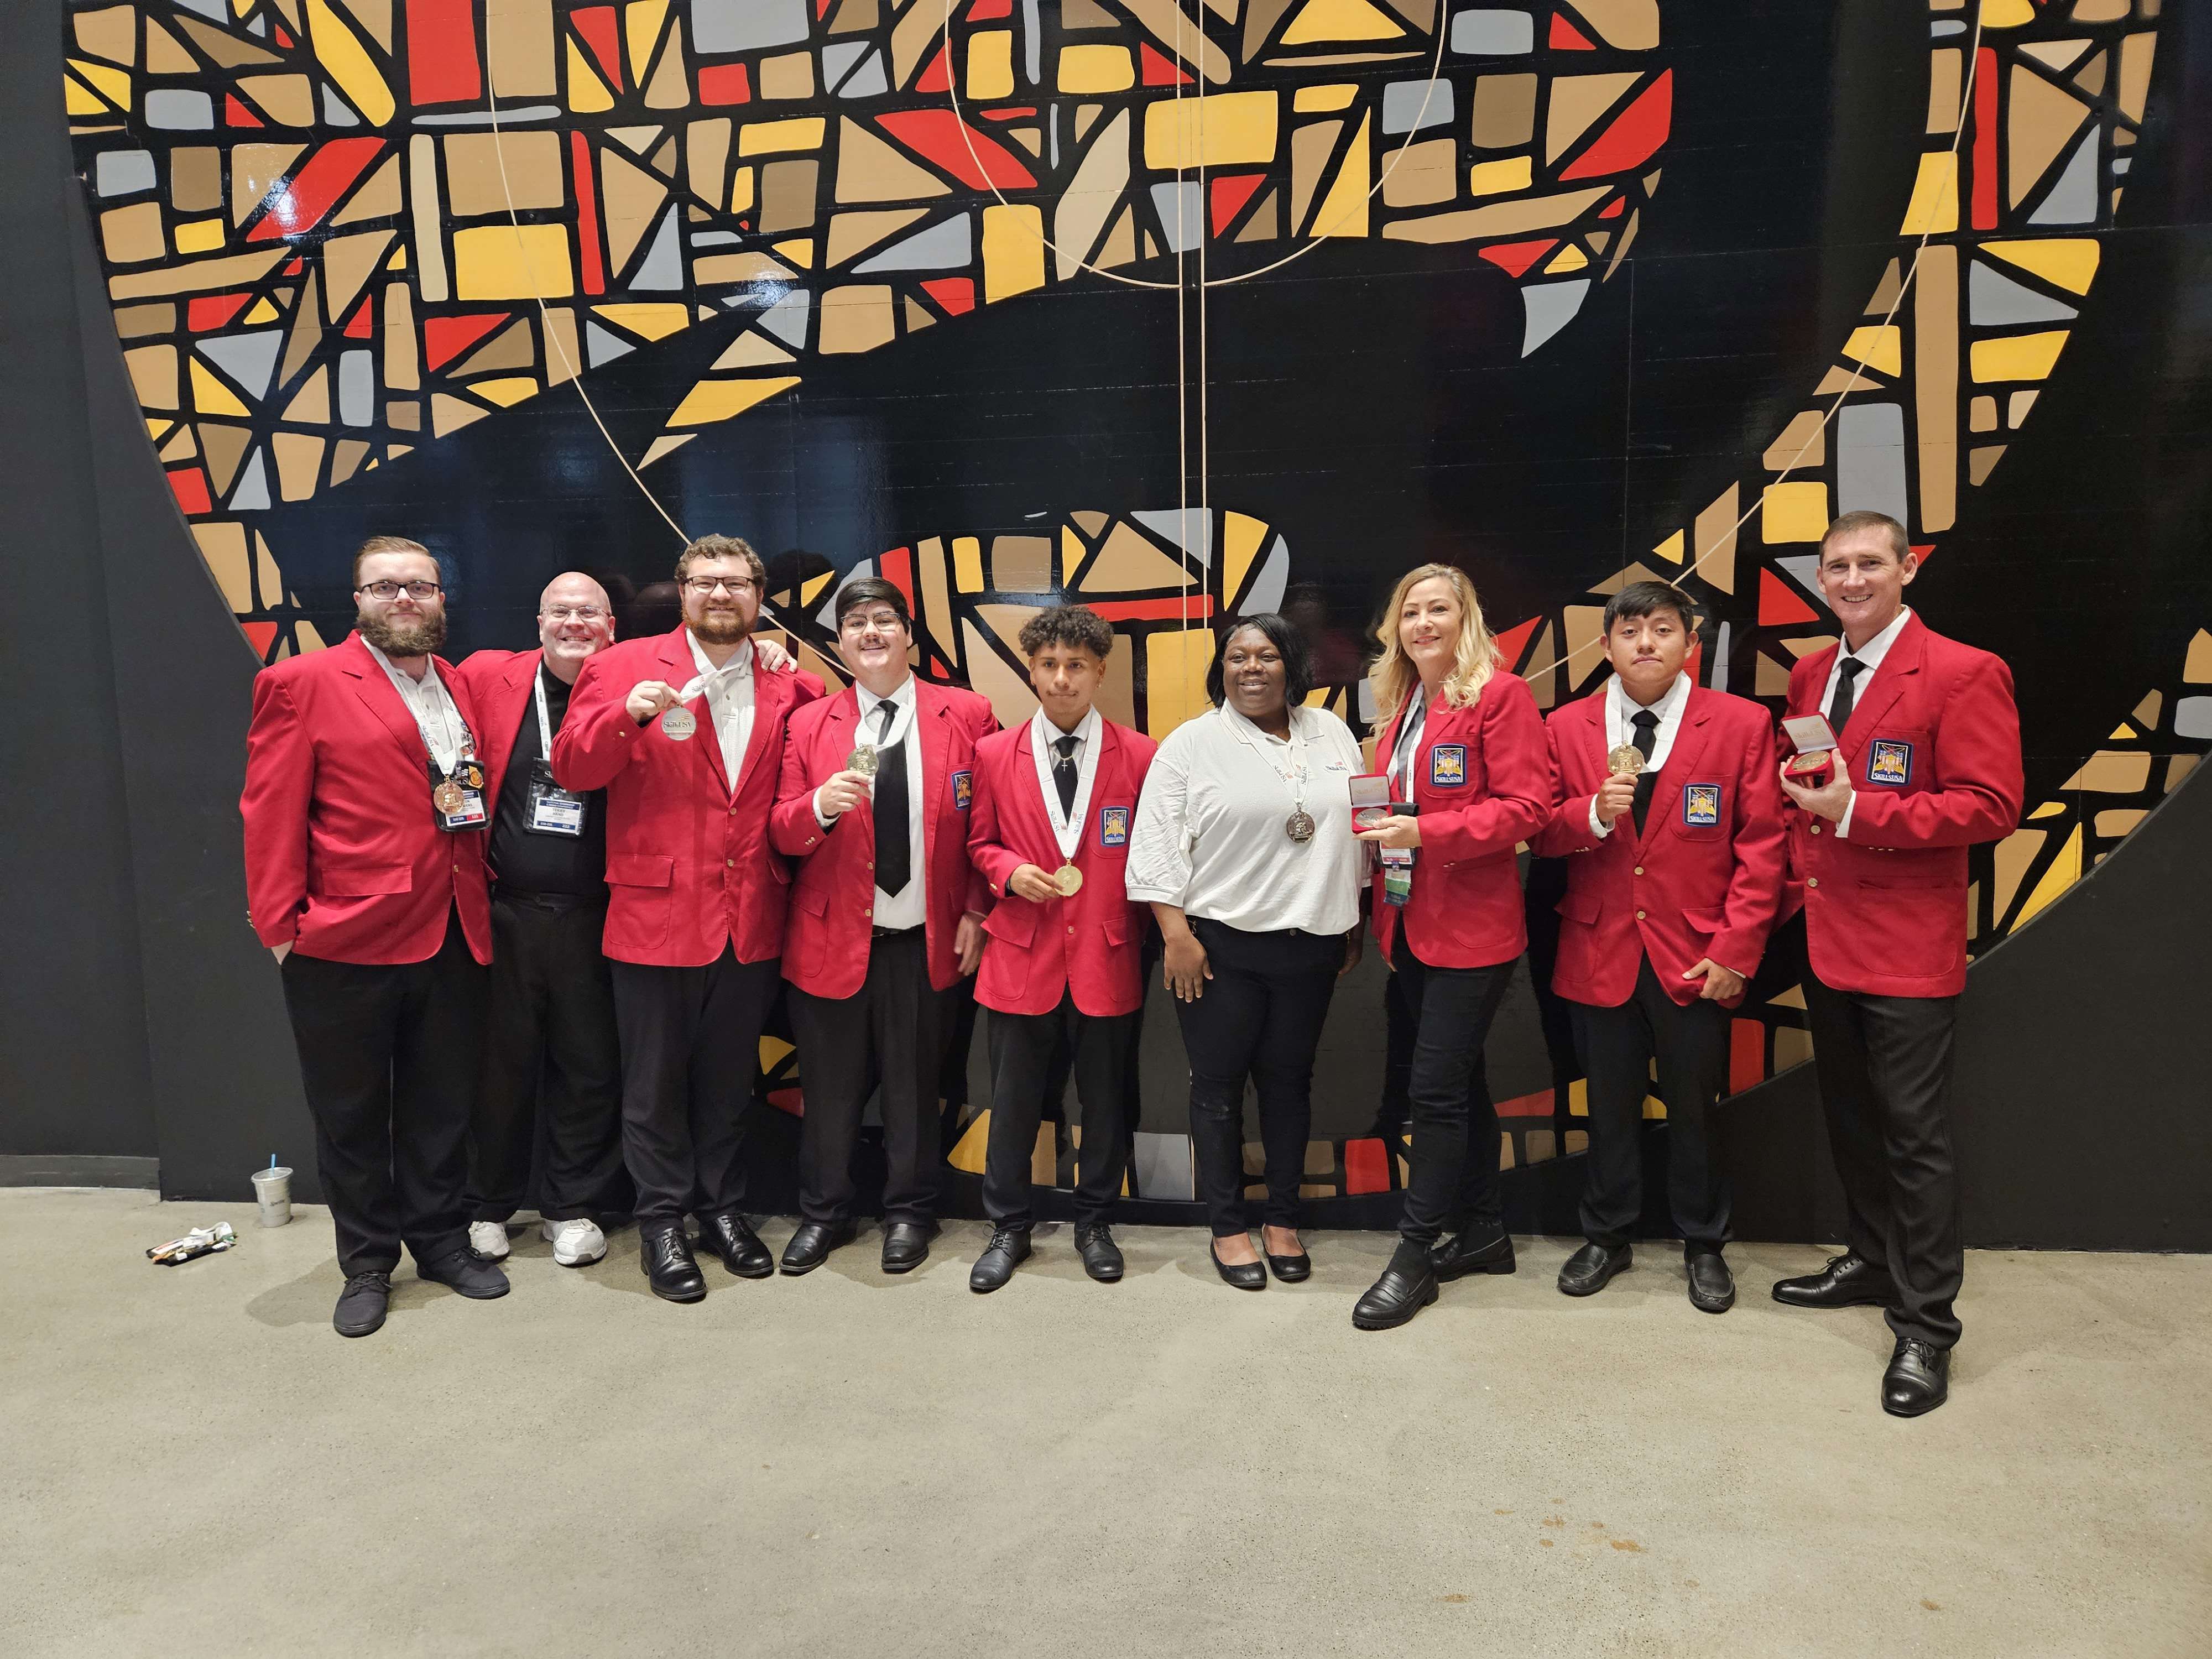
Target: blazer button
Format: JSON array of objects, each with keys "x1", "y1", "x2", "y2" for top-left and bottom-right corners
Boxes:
[
  {"x1": 1632, "y1": 865, "x2": 1644, "y2": 876},
  {"x1": 1635, "y1": 909, "x2": 1646, "y2": 920},
  {"x1": 1811, "y1": 823, "x2": 1822, "y2": 835},
  {"x1": 1807, "y1": 877, "x2": 1820, "y2": 889},
  {"x1": 726, "y1": 858, "x2": 735, "y2": 867},
  {"x1": 1067, "y1": 926, "x2": 1076, "y2": 936}
]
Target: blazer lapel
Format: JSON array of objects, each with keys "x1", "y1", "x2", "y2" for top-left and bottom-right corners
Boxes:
[
  {"x1": 731, "y1": 654, "x2": 787, "y2": 795},
  {"x1": 343, "y1": 633, "x2": 440, "y2": 769},
  {"x1": 916, "y1": 686, "x2": 952, "y2": 872},
  {"x1": 1639, "y1": 693, "x2": 1715, "y2": 851},
  {"x1": 660, "y1": 628, "x2": 731, "y2": 796},
  {"x1": 1839, "y1": 618, "x2": 1922, "y2": 757}
]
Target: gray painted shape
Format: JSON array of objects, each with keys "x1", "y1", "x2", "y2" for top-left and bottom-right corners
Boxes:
[
  {"x1": 171, "y1": 0, "x2": 226, "y2": 19},
  {"x1": 1773, "y1": 553, "x2": 1825, "y2": 597},
  {"x1": 227, "y1": 450, "x2": 269, "y2": 511},
  {"x1": 413, "y1": 105, "x2": 561, "y2": 126},
  {"x1": 1969, "y1": 261, "x2": 2079, "y2": 326},
  {"x1": 1024, "y1": 0, "x2": 1042, "y2": 82},
  {"x1": 823, "y1": 41, "x2": 870, "y2": 92},
  {"x1": 321, "y1": 86, "x2": 360, "y2": 127},
  {"x1": 585, "y1": 321, "x2": 634, "y2": 367},
  {"x1": 1243, "y1": 535, "x2": 1289, "y2": 615},
  {"x1": 853, "y1": 214, "x2": 973, "y2": 274},
  {"x1": 1150, "y1": 181, "x2": 1202, "y2": 253},
  {"x1": 2029, "y1": 129, "x2": 2098, "y2": 225},
  {"x1": 144, "y1": 90, "x2": 213, "y2": 130},
  {"x1": 1520, "y1": 279, "x2": 1589, "y2": 356},
  {"x1": 1710, "y1": 620, "x2": 1731, "y2": 693},
  {"x1": 1383, "y1": 79, "x2": 1454, "y2": 135},
  {"x1": 629, "y1": 208, "x2": 682, "y2": 290},
  {"x1": 2175, "y1": 697, "x2": 2212, "y2": 740},
  {"x1": 338, "y1": 349, "x2": 373, "y2": 428},
  {"x1": 1131, "y1": 508, "x2": 1213, "y2": 567},
  {"x1": 758, "y1": 290, "x2": 811, "y2": 346},
  {"x1": 1131, "y1": 1132, "x2": 1194, "y2": 1201},
  {"x1": 197, "y1": 330, "x2": 283, "y2": 399},
  {"x1": 692, "y1": 0, "x2": 810, "y2": 53},
  {"x1": 1451, "y1": 9, "x2": 1534, "y2": 54},
  {"x1": 1837, "y1": 401, "x2": 1910, "y2": 525},
  {"x1": 97, "y1": 150, "x2": 155, "y2": 197}
]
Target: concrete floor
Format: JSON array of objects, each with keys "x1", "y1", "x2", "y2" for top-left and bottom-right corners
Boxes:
[{"x1": 3, "y1": 1190, "x2": 2206, "y2": 1659}]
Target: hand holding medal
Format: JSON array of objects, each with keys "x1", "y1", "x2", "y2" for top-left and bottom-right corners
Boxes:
[{"x1": 1594, "y1": 745, "x2": 1642, "y2": 827}]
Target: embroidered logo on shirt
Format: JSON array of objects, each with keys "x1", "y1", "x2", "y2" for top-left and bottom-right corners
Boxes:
[
  {"x1": 952, "y1": 769, "x2": 974, "y2": 810},
  {"x1": 1098, "y1": 806, "x2": 1130, "y2": 846},
  {"x1": 1682, "y1": 784, "x2": 1721, "y2": 827},
  {"x1": 1429, "y1": 744, "x2": 1467, "y2": 786},
  {"x1": 1866, "y1": 740, "x2": 1913, "y2": 786}
]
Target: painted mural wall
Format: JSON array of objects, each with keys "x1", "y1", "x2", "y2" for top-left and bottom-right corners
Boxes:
[{"x1": 61, "y1": 0, "x2": 2212, "y2": 1214}]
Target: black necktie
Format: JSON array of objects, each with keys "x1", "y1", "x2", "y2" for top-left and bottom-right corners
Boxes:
[
  {"x1": 1828, "y1": 656, "x2": 1867, "y2": 735},
  {"x1": 1052, "y1": 733, "x2": 1079, "y2": 820},
  {"x1": 872, "y1": 701, "x2": 910, "y2": 897},
  {"x1": 1630, "y1": 708, "x2": 1660, "y2": 834}
]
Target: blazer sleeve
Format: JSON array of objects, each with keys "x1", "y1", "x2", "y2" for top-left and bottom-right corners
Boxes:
[
  {"x1": 1531, "y1": 714, "x2": 1602, "y2": 858},
  {"x1": 1419, "y1": 677, "x2": 1554, "y2": 862},
  {"x1": 1708, "y1": 717, "x2": 1786, "y2": 977},
  {"x1": 966, "y1": 753, "x2": 1027, "y2": 898},
  {"x1": 240, "y1": 672, "x2": 313, "y2": 948},
  {"x1": 550, "y1": 653, "x2": 642, "y2": 792},
  {"x1": 769, "y1": 712, "x2": 832, "y2": 858},
  {"x1": 1846, "y1": 655, "x2": 2025, "y2": 850}
]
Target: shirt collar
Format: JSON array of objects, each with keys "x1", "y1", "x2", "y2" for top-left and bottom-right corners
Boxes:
[
  {"x1": 1031, "y1": 706, "x2": 1099, "y2": 752},
  {"x1": 857, "y1": 674, "x2": 916, "y2": 718},
  {"x1": 1222, "y1": 701, "x2": 1302, "y2": 745},
  {"x1": 1841, "y1": 606, "x2": 1912, "y2": 671},
  {"x1": 363, "y1": 637, "x2": 442, "y2": 692},
  {"x1": 686, "y1": 632, "x2": 753, "y2": 681},
  {"x1": 1608, "y1": 669, "x2": 1691, "y2": 725}
]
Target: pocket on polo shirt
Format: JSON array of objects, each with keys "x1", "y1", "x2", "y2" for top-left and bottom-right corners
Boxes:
[{"x1": 312, "y1": 863, "x2": 413, "y2": 898}]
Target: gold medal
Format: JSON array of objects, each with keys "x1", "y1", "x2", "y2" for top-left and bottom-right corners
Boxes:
[
  {"x1": 1606, "y1": 744, "x2": 1646, "y2": 776},
  {"x1": 1052, "y1": 864, "x2": 1083, "y2": 897},
  {"x1": 459, "y1": 761, "x2": 484, "y2": 791},
  {"x1": 659, "y1": 707, "x2": 697, "y2": 741},
  {"x1": 432, "y1": 778, "x2": 465, "y2": 815},
  {"x1": 846, "y1": 744, "x2": 879, "y2": 777},
  {"x1": 1285, "y1": 810, "x2": 1317, "y2": 843},
  {"x1": 1786, "y1": 748, "x2": 1833, "y2": 775}
]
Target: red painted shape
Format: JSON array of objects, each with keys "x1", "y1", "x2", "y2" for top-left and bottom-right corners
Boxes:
[
  {"x1": 980, "y1": 107, "x2": 1037, "y2": 119},
  {"x1": 342, "y1": 296, "x2": 374, "y2": 339},
  {"x1": 1140, "y1": 40, "x2": 1193, "y2": 85},
  {"x1": 422, "y1": 312, "x2": 511, "y2": 372},
  {"x1": 167, "y1": 467, "x2": 212, "y2": 515},
  {"x1": 1343, "y1": 1137, "x2": 1391, "y2": 1195},
  {"x1": 1561, "y1": 69, "x2": 1672, "y2": 181},
  {"x1": 877, "y1": 547, "x2": 915, "y2": 609},
  {"x1": 1209, "y1": 173, "x2": 1265, "y2": 236},
  {"x1": 1759, "y1": 567, "x2": 1820, "y2": 626},
  {"x1": 241, "y1": 621, "x2": 280, "y2": 658},
  {"x1": 224, "y1": 94, "x2": 263, "y2": 127},
  {"x1": 283, "y1": 255, "x2": 305, "y2": 275},
  {"x1": 1971, "y1": 45, "x2": 1999, "y2": 231},
  {"x1": 1491, "y1": 614, "x2": 1542, "y2": 670},
  {"x1": 245, "y1": 137, "x2": 387, "y2": 242},
  {"x1": 187, "y1": 293, "x2": 253, "y2": 332},
  {"x1": 405, "y1": 0, "x2": 482, "y2": 106},
  {"x1": 1083, "y1": 596, "x2": 1215, "y2": 623},
  {"x1": 914, "y1": 44, "x2": 951, "y2": 93},
  {"x1": 273, "y1": 22, "x2": 293, "y2": 48},
  {"x1": 1479, "y1": 238, "x2": 1558, "y2": 278},
  {"x1": 874, "y1": 109, "x2": 1036, "y2": 190},
  {"x1": 921, "y1": 276, "x2": 975, "y2": 315},
  {"x1": 572, "y1": 6, "x2": 623, "y2": 91},
  {"x1": 768, "y1": 1087, "x2": 804, "y2": 1118},
  {"x1": 1495, "y1": 1088, "x2": 1554, "y2": 1118},
  {"x1": 1729, "y1": 1019, "x2": 1766, "y2": 1093},
  {"x1": 968, "y1": 0, "x2": 1013, "y2": 16},
  {"x1": 1599, "y1": 196, "x2": 1625, "y2": 218},
  {"x1": 1910, "y1": 542, "x2": 1935, "y2": 568},
  {"x1": 570, "y1": 130, "x2": 607, "y2": 295},
  {"x1": 697, "y1": 62, "x2": 752, "y2": 105},
  {"x1": 1549, "y1": 12, "x2": 1596, "y2": 49}
]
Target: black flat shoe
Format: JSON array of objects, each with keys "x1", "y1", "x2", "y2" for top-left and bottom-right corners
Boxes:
[
  {"x1": 969, "y1": 1225, "x2": 1031, "y2": 1293},
  {"x1": 333, "y1": 1270, "x2": 392, "y2": 1338},
  {"x1": 780, "y1": 1220, "x2": 857, "y2": 1276},
  {"x1": 640, "y1": 1229, "x2": 707, "y2": 1303},
  {"x1": 1882, "y1": 1337, "x2": 1950, "y2": 1417},
  {"x1": 1073, "y1": 1223, "x2": 1124, "y2": 1282},
  {"x1": 1429, "y1": 1228, "x2": 1517, "y2": 1281},
  {"x1": 416, "y1": 1247, "x2": 511, "y2": 1300},
  {"x1": 1208, "y1": 1239, "x2": 1266, "y2": 1291},
  {"x1": 1557, "y1": 1241, "x2": 1632, "y2": 1297},
  {"x1": 1686, "y1": 1250, "x2": 1735, "y2": 1313},
  {"x1": 1772, "y1": 1251, "x2": 1896, "y2": 1310},
  {"x1": 880, "y1": 1220, "x2": 936, "y2": 1274},
  {"x1": 1352, "y1": 1241, "x2": 1439, "y2": 1331},
  {"x1": 1264, "y1": 1237, "x2": 1311, "y2": 1283},
  {"x1": 701, "y1": 1210, "x2": 775, "y2": 1279}
]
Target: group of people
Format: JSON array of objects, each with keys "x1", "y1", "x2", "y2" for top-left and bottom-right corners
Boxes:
[{"x1": 241, "y1": 509, "x2": 2022, "y2": 1418}]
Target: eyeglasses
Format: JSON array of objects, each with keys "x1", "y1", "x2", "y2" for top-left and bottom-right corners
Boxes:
[
  {"x1": 542, "y1": 606, "x2": 607, "y2": 623},
  {"x1": 684, "y1": 576, "x2": 757, "y2": 597},
  {"x1": 839, "y1": 610, "x2": 907, "y2": 635},
  {"x1": 359, "y1": 580, "x2": 443, "y2": 601}
]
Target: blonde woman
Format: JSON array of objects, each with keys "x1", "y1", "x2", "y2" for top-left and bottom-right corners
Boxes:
[{"x1": 1350, "y1": 564, "x2": 1552, "y2": 1329}]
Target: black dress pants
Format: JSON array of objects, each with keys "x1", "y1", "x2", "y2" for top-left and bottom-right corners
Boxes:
[
  {"x1": 787, "y1": 928, "x2": 948, "y2": 1226},
  {"x1": 609, "y1": 945, "x2": 781, "y2": 1232},
  {"x1": 278, "y1": 911, "x2": 486, "y2": 1277},
  {"x1": 1377, "y1": 961, "x2": 1494, "y2": 1145},
  {"x1": 1174, "y1": 919, "x2": 1342, "y2": 1238},
  {"x1": 468, "y1": 890, "x2": 625, "y2": 1222},
  {"x1": 1393, "y1": 943, "x2": 1515, "y2": 1246},
  {"x1": 1803, "y1": 971, "x2": 1963, "y2": 1348},
  {"x1": 983, "y1": 995, "x2": 1134, "y2": 1230},
  {"x1": 1569, "y1": 956, "x2": 1732, "y2": 1253}
]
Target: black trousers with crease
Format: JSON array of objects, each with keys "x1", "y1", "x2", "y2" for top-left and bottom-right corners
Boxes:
[
  {"x1": 983, "y1": 995, "x2": 1134, "y2": 1230},
  {"x1": 1393, "y1": 942, "x2": 1516, "y2": 1246}
]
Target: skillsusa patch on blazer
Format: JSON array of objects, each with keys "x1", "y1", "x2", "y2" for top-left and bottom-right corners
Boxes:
[
  {"x1": 1429, "y1": 744, "x2": 1467, "y2": 786},
  {"x1": 1866, "y1": 740, "x2": 1913, "y2": 786},
  {"x1": 1682, "y1": 784, "x2": 1721, "y2": 826},
  {"x1": 952, "y1": 769, "x2": 974, "y2": 810},
  {"x1": 1098, "y1": 806, "x2": 1130, "y2": 846}
]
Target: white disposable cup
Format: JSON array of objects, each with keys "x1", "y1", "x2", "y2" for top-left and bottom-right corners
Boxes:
[{"x1": 251, "y1": 1166, "x2": 293, "y2": 1228}]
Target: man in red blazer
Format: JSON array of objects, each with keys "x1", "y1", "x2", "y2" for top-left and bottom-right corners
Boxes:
[
  {"x1": 241, "y1": 536, "x2": 507, "y2": 1337},
  {"x1": 963, "y1": 606, "x2": 1158, "y2": 1292},
  {"x1": 1770, "y1": 510, "x2": 2023, "y2": 1417},
  {"x1": 1535, "y1": 580, "x2": 1785, "y2": 1315},
  {"x1": 770, "y1": 577, "x2": 995, "y2": 1276},
  {"x1": 552, "y1": 535, "x2": 823, "y2": 1303}
]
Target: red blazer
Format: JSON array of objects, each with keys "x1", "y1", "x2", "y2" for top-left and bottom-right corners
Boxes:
[
  {"x1": 1369, "y1": 671, "x2": 1552, "y2": 970},
  {"x1": 1783, "y1": 614, "x2": 2023, "y2": 998},
  {"x1": 451, "y1": 648, "x2": 544, "y2": 810},
  {"x1": 770, "y1": 680, "x2": 995, "y2": 999},
  {"x1": 967, "y1": 717, "x2": 1159, "y2": 1018},
  {"x1": 551, "y1": 627, "x2": 823, "y2": 967},
  {"x1": 241, "y1": 630, "x2": 492, "y2": 966},
  {"x1": 1533, "y1": 685, "x2": 1786, "y2": 1008}
]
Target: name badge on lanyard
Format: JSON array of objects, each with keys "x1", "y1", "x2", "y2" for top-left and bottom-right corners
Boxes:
[
  {"x1": 524, "y1": 671, "x2": 586, "y2": 837},
  {"x1": 407, "y1": 675, "x2": 484, "y2": 832}
]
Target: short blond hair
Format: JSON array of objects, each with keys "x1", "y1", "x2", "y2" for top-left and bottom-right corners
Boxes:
[
  {"x1": 352, "y1": 535, "x2": 436, "y2": 587},
  {"x1": 1370, "y1": 562, "x2": 1500, "y2": 722}
]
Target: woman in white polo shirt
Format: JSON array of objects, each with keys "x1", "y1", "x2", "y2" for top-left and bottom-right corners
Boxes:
[{"x1": 1126, "y1": 615, "x2": 1367, "y2": 1290}]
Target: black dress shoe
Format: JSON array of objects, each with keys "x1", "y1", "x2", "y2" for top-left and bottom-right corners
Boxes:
[
  {"x1": 701, "y1": 1210, "x2": 775, "y2": 1279},
  {"x1": 880, "y1": 1220, "x2": 936, "y2": 1274},
  {"x1": 1208, "y1": 1238, "x2": 1266, "y2": 1291},
  {"x1": 1074, "y1": 1223, "x2": 1124, "y2": 1283},
  {"x1": 333, "y1": 1270, "x2": 392, "y2": 1338},
  {"x1": 1264, "y1": 1238, "x2": 1311, "y2": 1283},
  {"x1": 1882, "y1": 1337, "x2": 1951, "y2": 1417},
  {"x1": 969, "y1": 1225, "x2": 1031, "y2": 1293},
  {"x1": 1771, "y1": 1251, "x2": 1896, "y2": 1311},
  {"x1": 1557, "y1": 1241, "x2": 1632, "y2": 1297},
  {"x1": 1686, "y1": 1250, "x2": 1736, "y2": 1314},
  {"x1": 780, "y1": 1220, "x2": 857, "y2": 1275},
  {"x1": 1353, "y1": 1240, "x2": 1440, "y2": 1331},
  {"x1": 1429, "y1": 1228, "x2": 1517, "y2": 1281},
  {"x1": 641, "y1": 1229, "x2": 706, "y2": 1303},
  {"x1": 416, "y1": 1247, "x2": 511, "y2": 1299}
]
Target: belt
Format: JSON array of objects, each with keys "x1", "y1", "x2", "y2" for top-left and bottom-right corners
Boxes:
[
  {"x1": 872, "y1": 924, "x2": 924, "y2": 940},
  {"x1": 494, "y1": 887, "x2": 608, "y2": 912}
]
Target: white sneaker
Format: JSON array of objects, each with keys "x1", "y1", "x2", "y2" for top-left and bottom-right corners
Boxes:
[
  {"x1": 467, "y1": 1219, "x2": 511, "y2": 1261},
  {"x1": 541, "y1": 1217, "x2": 607, "y2": 1267}
]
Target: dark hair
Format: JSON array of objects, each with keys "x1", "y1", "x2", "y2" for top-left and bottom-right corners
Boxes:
[
  {"x1": 1603, "y1": 579, "x2": 1698, "y2": 636},
  {"x1": 1206, "y1": 613, "x2": 1314, "y2": 708},
  {"x1": 674, "y1": 533, "x2": 766, "y2": 591},
  {"x1": 352, "y1": 535, "x2": 439, "y2": 588},
  {"x1": 834, "y1": 576, "x2": 912, "y2": 631},
  {"x1": 1820, "y1": 509, "x2": 1910, "y2": 564},
  {"x1": 1018, "y1": 604, "x2": 1113, "y2": 660}
]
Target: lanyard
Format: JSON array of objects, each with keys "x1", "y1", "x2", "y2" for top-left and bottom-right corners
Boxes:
[
  {"x1": 1387, "y1": 690, "x2": 1426, "y2": 796},
  {"x1": 1224, "y1": 703, "x2": 1309, "y2": 821},
  {"x1": 390, "y1": 662, "x2": 470, "y2": 775},
  {"x1": 1032, "y1": 713, "x2": 1097, "y2": 862},
  {"x1": 533, "y1": 666, "x2": 559, "y2": 763}
]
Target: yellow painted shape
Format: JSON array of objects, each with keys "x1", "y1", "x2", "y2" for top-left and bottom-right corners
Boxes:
[
  {"x1": 174, "y1": 217, "x2": 226, "y2": 254},
  {"x1": 1058, "y1": 44, "x2": 1134, "y2": 93},
  {"x1": 1313, "y1": 112, "x2": 1371, "y2": 238},
  {"x1": 667, "y1": 374, "x2": 800, "y2": 427},
  {"x1": 2027, "y1": 800, "x2": 2067, "y2": 820},
  {"x1": 388, "y1": 246, "x2": 407, "y2": 269},
  {"x1": 592, "y1": 302, "x2": 690, "y2": 341},
  {"x1": 952, "y1": 535, "x2": 984, "y2": 593},
  {"x1": 305, "y1": 0, "x2": 395, "y2": 125},
  {"x1": 1545, "y1": 243, "x2": 1590, "y2": 274},
  {"x1": 1898, "y1": 152, "x2": 1959, "y2": 234},
  {"x1": 982, "y1": 204, "x2": 1046, "y2": 303},
  {"x1": 2013, "y1": 825, "x2": 2082, "y2": 927},
  {"x1": 189, "y1": 359, "x2": 250, "y2": 418},
  {"x1": 1143, "y1": 91, "x2": 1279, "y2": 170},
  {"x1": 452, "y1": 223, "x2": 574, "y2": 299},
  {"x1": 770, "y1": 237, "x2": 815, "y2": 269},
  {"x1": 1282, "y1": 0, "x2": 1405, "y2": 44},
  {"x1": 1760, "y1": 481, "x2": 1830, "y2": 543},
  {"x1": 1145, "y1": 629, "x2": 1214, "y2": 735},
  {"x1": 739, "y1": 117, "x2": 827, "y2": 157},
  {"x1": 65, "y1": 75, "x2": 108, "y2": 117},
  {"x1": 637, "y1": 433, "x2": 694, "y2": 468},
  {"x1": 624, "y1": 0, "x2": 667, "y2": 82},
  {"x1": 1652, "y1": 529, "x2": 1684, "y2": 564},
  {"x1": 471, "y1": 377, "x2": 539, "y2": 408},
  {"x1": 1979, "y1": 0, "x2": 2035, "y2": 24},
  {"x1": 565, "y1": 38, "x2": 614, "y2": 113},
  {"x1": 1222, "y1": 512, "x2": 1268, "y2": 606},
  {"x1": 1970, "y1": 330, "x2": 2068, "y2": 383},
  {"x1": 729, "y1": 166, "x2": 754, "y2": 215},
  {"x1": 799, "y1": 571, "x2": 834, "y2": 607},
  {"x1": 1293, "y1": 83, "x2": 1357, "y2": 113},
  {"x1": 967, "y1": 29, "x2": 1014, "y2": 100},
  {"x1": 1842, "y1": 325, "x2": 1901, "y2": 377},
  {"x1": 1468, "y1": 155, "x2": 1532, "y2": 196},
  {"x1": 69, "y1": 58, "x2": 131, "y2": 108},
  {"x1": 244, "y1": 297, "x2": 279, "y2": 322},
  {"x1": 947, "y1": 1109, "x2": 990, "y2": 1175},
  {"x1": 1984, "y1": 238, "x2": 2100, "y2": 294}
]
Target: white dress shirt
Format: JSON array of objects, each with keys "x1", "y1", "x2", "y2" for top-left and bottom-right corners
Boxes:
[
  {"x1": 1589, "y1": 669, "x2": 1693, "y2": 838},
  {"x1": 1821, "y1": 605, "x2": 1913, "y2": 841},
  {"x1": 363, "y1": 638, "x2": 468, "y2": 771},
  {"x1": 1385, "y1": 687, "x2": 1427, "y2": 799},
  {"x1": 1029, "y1": 705, "x2": 1102, "y2": 860},
  {"x1": 1126, "y1": 702, "x2": 1365, "y2": 936},
  {"x1": 685, "y1": 632, "x2": 756, "y2": 792},
  {"x1": 814, "y1": 675, "x2": 928, "y2": 931}
]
